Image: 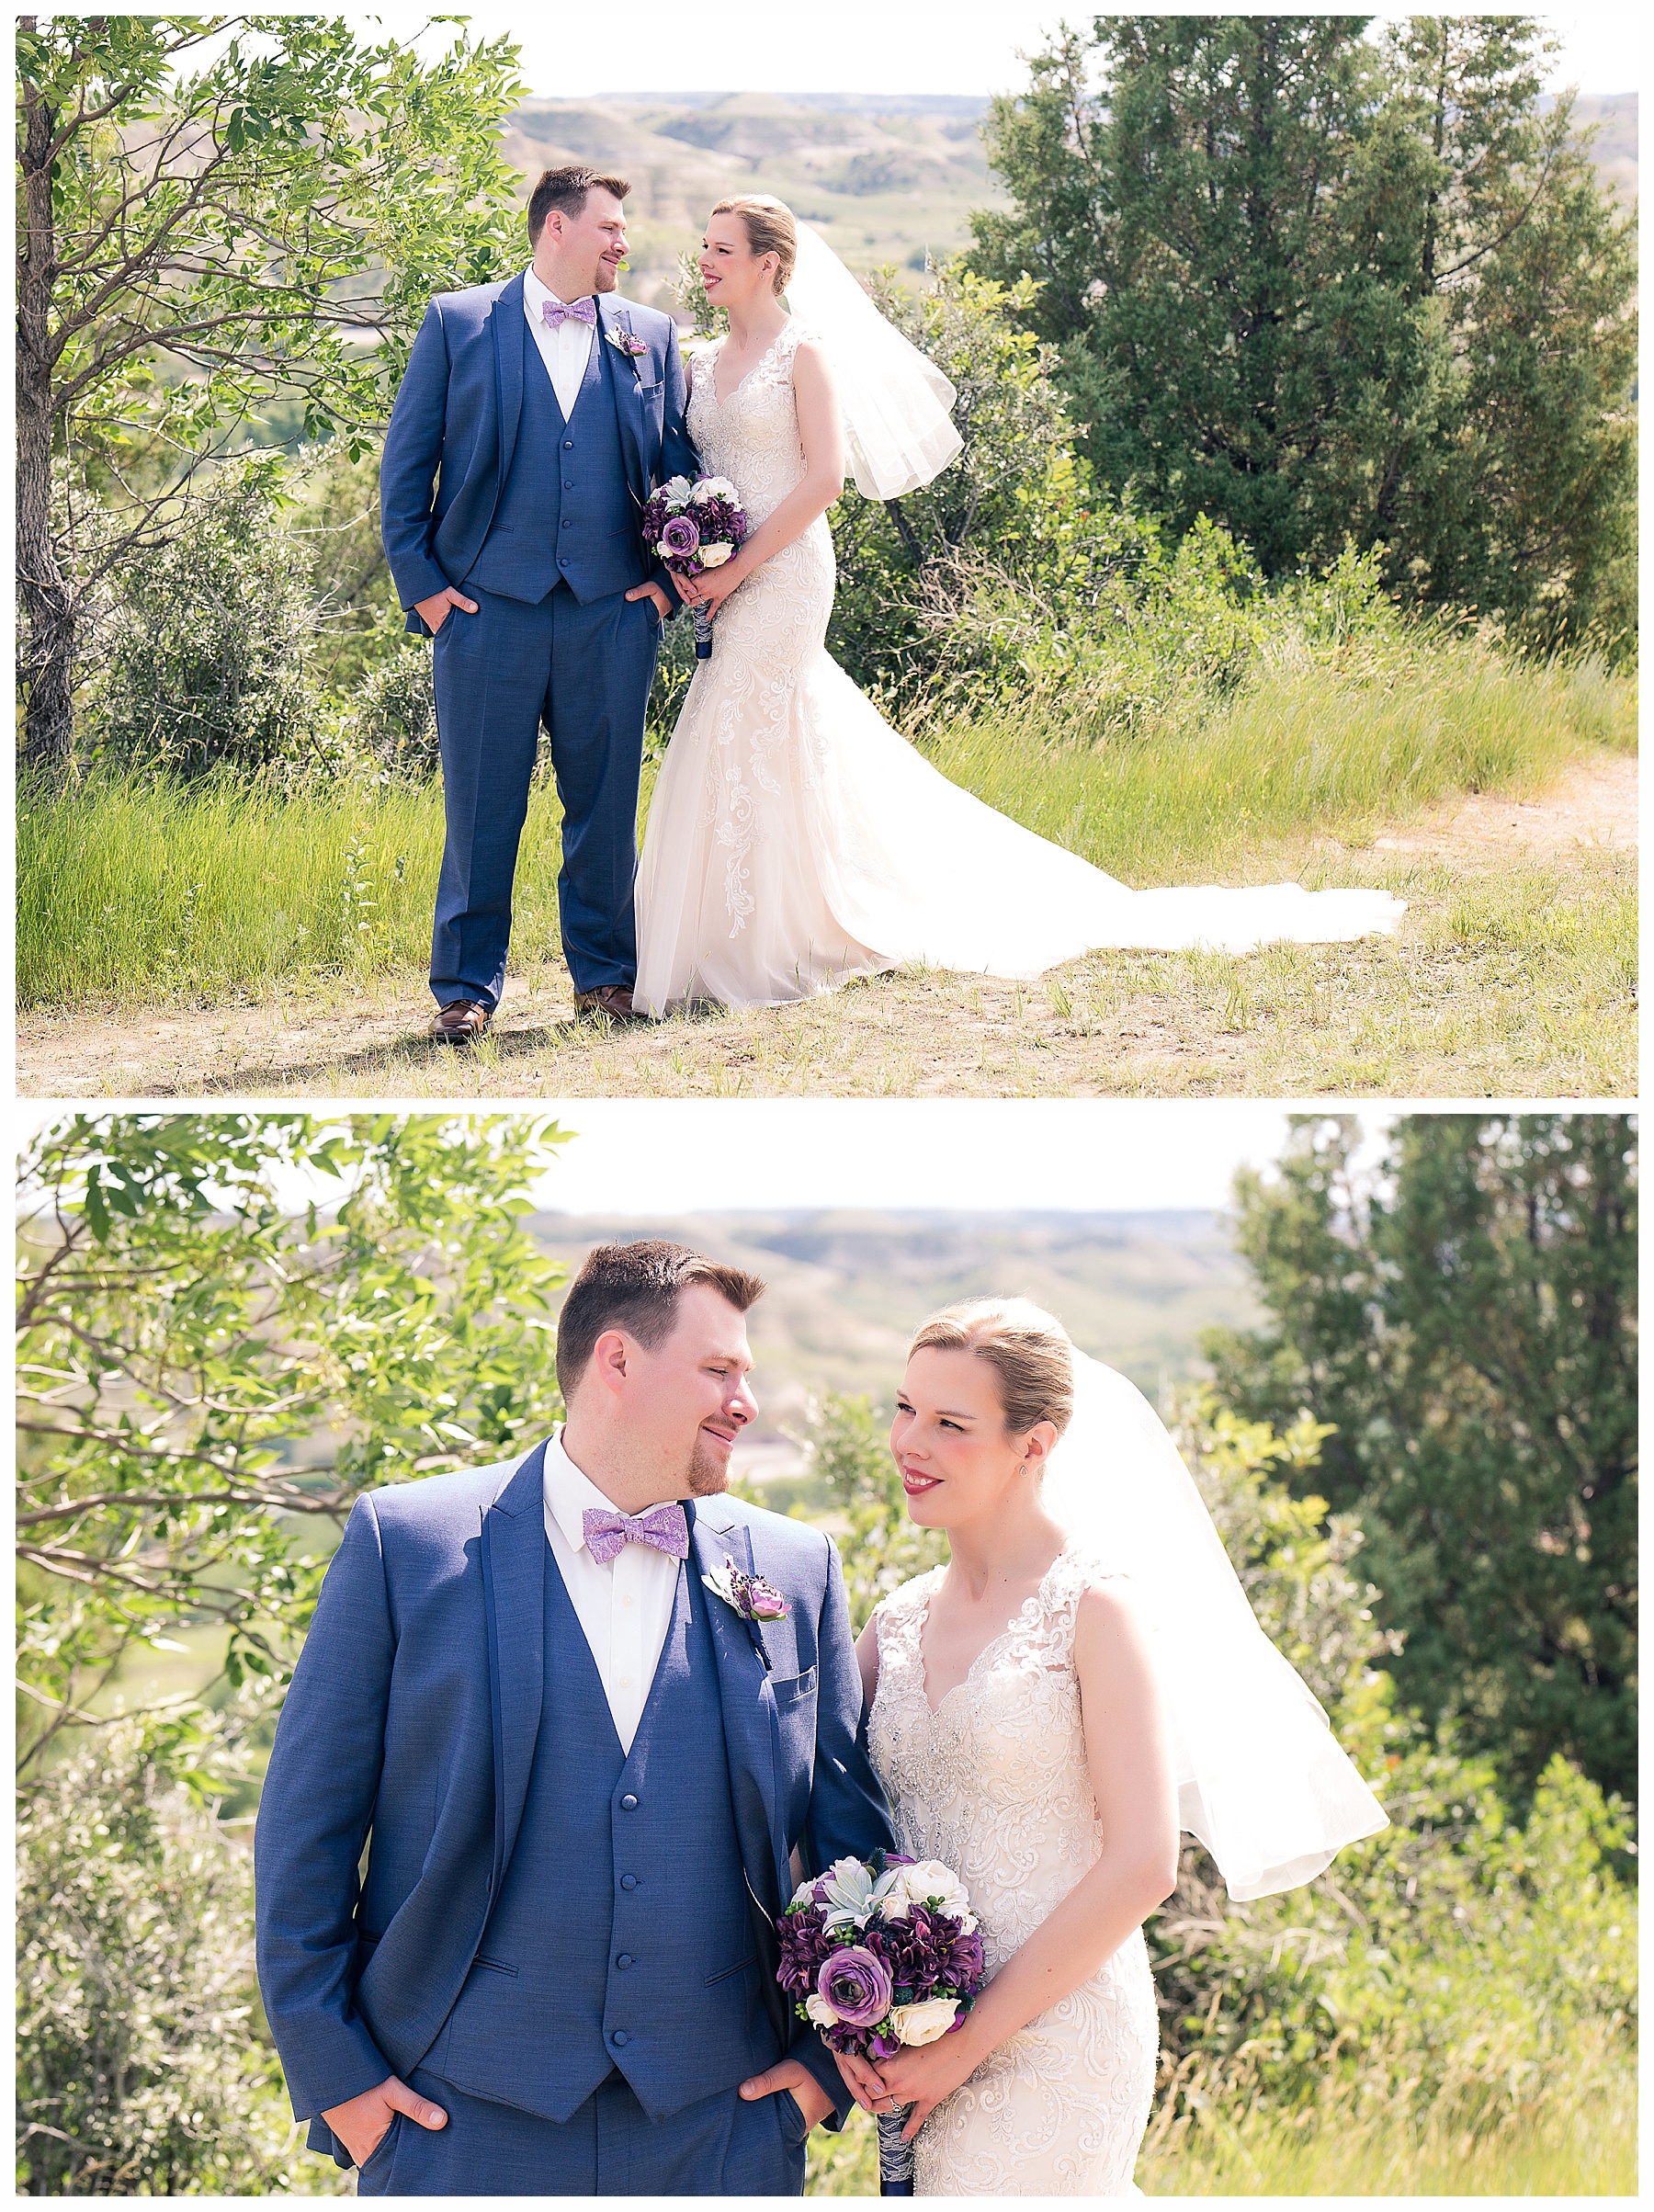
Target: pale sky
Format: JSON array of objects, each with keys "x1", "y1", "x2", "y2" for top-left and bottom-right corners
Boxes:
[
  {"x1": 439, "y1": 6, "x2": 1640, "y2": 100},
  {"x1": 525, "y1": 1101, "x2": 1396, "y2": 1216}
]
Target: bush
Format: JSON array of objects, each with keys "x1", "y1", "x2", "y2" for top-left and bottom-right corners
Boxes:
[
  {"x1": 81, "y1": 468, "x2": 335, "y2": 779},
  {"x1": 16, "y1": 1715, "x2": 329, "y2": 2196}
]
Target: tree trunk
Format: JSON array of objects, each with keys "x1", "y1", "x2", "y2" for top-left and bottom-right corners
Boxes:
[{"x1": 16, "y1": 29, "x2": 75, "y2": 772}]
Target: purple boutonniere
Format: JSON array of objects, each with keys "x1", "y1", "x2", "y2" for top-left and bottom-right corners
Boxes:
[
  {"x1": 703, "y1": 1553, "x2": 788, "y2": 1671},
  {"x1": 606, "y1": 325, "x2": 649, "y2": 361}
]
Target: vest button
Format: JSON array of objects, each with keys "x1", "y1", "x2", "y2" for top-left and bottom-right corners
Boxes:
[
  {"x1": 561, "y1": 518, "x2": 572, "y2": 528},
  {"x1": 620, "y1": 1873, "x2": 639, "y2": 1889},
  {"x1": 616, "y1": 1954, "x2": 634, "y2": 1969},
  {"x1": 562, "y1": 440, "x2": 574, "y2": 450},
  {"x1": 612, "y1": 2029, "x2": 630, "y2": 2048},
  {"x1": 620, "y1": 1793, "x2": 639, "y2": 1810},
  {"x1": 563, "y1": 479, "x2": 575, "y2": 490}
]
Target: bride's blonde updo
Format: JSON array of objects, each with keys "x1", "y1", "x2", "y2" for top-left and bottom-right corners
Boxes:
[
  {"x1": 709, "y1": 194, "x2": 798, "y2": 295},
  {"x1": 908, "y1": 1298, "x2": 1076, "y2": 1440}
]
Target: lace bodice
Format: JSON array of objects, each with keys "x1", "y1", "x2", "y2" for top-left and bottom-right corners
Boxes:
[
  {"x1": 686, "y1": 322, "x2": 815, "y2": 529},
  {"x1": 867, "y1": 1551, "x2": 1160, "y2": 2195},
  {"x1": 869, "y1": 1550, "x2": 1111, "y2": 1972}
]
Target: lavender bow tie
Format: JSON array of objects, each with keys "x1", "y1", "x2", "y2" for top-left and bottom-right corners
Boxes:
[
  {"x1": 582, "y1": 1502, "x2": 689, "y2": 1566},
  {"x1": 542, "y1": 295, "x2": 597, "y2": 330}
]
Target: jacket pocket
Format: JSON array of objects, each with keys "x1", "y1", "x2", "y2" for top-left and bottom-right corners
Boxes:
[
  {"x1": 472, "y1": 1953, "x2": 518, "y2": 1976},
  {"x1": 705, "y1": 1951, "x2": 757, "y2": 1987},
  {"x1": 770, "y1": 1667, "x2": 817, "y2": 1710}
]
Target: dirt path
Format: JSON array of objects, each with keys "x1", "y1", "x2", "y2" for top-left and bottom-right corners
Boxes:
[{"x1": 17, "y1": 752, "x2": 1637, "y2": 1101}]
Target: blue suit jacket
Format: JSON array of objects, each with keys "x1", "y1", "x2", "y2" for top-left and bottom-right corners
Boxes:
[
  {"x1": 254, "y1": 1446, "x2": 893, "y2": 2155},
  {"x1": 380, "y1": 275, "x2": 698, "y2": 632}
]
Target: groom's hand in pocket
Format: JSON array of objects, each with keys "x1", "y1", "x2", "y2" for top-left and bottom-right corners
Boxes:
[
  {"x1": 738, "y1": 2057, "x2": 833, "y2": 2131},
  {"x1": 415, "y1": 586, "x2": 478, "y2": 636},
  {"x1": 626, "y1": 580, "x2": 672, "y2": 624},
  {"x1": 322, "y1": 2073, "x2": 448, "y2": 2166}
]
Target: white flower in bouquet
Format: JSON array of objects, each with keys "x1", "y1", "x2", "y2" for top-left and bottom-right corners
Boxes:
[
  {"x1": 690, "y1": 475, "x2": 739, "y2": 504},
  {"x1": 697, "y1": 542, "x2": 734, "y2": 568},
  {"x1": 880, "y1": 1859, "x2": 977, "y2": 1931},
  {"x1": 804, "y1": 1993, "x2": 841, "y2": 2029},
  {"x1": 889, "y1": 1997, "x2": 960, "y2": 2046}
]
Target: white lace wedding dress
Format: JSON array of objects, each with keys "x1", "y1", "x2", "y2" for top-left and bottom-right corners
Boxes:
[
  {"x1": 867, "y1": 1552, "x2": 1160, "y2": 2196},
  {"x1": 632, "y1": 319, "x2": 1404, "y2": 1016}
]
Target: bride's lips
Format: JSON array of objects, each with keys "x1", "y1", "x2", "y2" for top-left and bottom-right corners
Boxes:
[{"x1": 901, "y1": 1466, "x2": 942, "y2": 1496}]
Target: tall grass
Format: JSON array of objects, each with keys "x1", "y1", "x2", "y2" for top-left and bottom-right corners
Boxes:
[
  {"x1": 805, "y1": 2021, "x2": 1635, "y2": 2196},
  {"x1": 17, "y1": 643, "x2": 1634, "y2": 1008}
]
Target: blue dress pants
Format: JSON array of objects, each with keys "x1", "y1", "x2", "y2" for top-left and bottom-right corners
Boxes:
[
  {"x1": 354, "y1": 2064, "x2": 811, "y2": 2196},
  {"x1": 429, "y1": 581, "x2": 662, "y2": 1007}
]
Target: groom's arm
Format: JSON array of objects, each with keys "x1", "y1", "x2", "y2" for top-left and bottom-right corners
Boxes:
[
  {"x1": 792, "y1": 1537, "x2": 899, "y2": 2128},
  {"x1": 255, "y1": 1494, "x2": 400, "y2": 2135},
  {"x1": 380, "y1": 301, "x2": 459, "y2": 627}
]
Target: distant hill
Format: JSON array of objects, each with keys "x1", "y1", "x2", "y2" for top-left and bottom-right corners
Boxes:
[
  {"x1": 527, "y1": 1209, "x2": 1261, "y2": 1477},
  {"x1": 500, "y1": 86, "x2": 1636, "y2": 313},
  {"x1": 502, "y1": 91, "x2": 1003, "y2": 309}
]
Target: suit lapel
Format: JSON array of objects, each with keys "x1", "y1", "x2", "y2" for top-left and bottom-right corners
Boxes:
[
  {"x1": 480, "y1": 1436, "x2": 547, "y2": 1900},
  {"x1": 599, "y1": 293, "x2": 650, "y2": 509},
  {"x1": 689, "y1": 1501, "x2": 789, "y2": 1917},
  {"x1": 492, "y1": 271, "x2": 528, "y2": 493}
]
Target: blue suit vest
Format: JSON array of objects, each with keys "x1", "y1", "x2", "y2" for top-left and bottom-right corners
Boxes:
[
  {"x1": 463, "y1": 311, "x2": 645, "y2": 606},
  {"x1": 422, "y1": 1537, "x2": 780, "y2": 2125}
]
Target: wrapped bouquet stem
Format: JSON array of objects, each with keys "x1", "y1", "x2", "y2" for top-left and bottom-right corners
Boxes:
[{"x1": 776, "y1": 1853, "x2": 986, "y2": 2197}]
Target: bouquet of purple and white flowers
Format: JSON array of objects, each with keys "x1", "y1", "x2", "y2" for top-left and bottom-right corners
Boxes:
[
  {"x1": 639, "y1": 473, "x2": 747, "y2": 660},
  {"x1": 778, "y1": 1851, "x2": 985, "y2": 2195}
]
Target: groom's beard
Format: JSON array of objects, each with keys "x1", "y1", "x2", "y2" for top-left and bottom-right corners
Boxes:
[{"x1": 685, "y1": 1430, "x2": 733, "y2": 1496}]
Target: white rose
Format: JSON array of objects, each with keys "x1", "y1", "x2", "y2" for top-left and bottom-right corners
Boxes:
[
  {"x1": 890, "y1": 1997, "x2": 959, "y2": 2046},
  {"x1": 691, "y1": 475, "x2": 739, "y2": 503},
  {"x1": 805, "y1": 1992, "x2": 840, "y2": 2028},
  {"x1": 697, "y1": 542, "x2": 733, "y2": 568},
  {"x1": 882, "y1": 1860, "x2": 975, "y2": 1930},
  {"x1": 789, "y1": 1871, "x2": 823, "y2": 1910}
]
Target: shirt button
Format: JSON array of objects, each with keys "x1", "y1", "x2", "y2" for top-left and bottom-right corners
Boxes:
[
  {"x1": 620, "y1": 1873, "x2": 639, "y2": 1890},
  {"x1": 621, "y1": 1595, "x2": 633, "y2": 1607},
  {"x1": 616, "y1": 1954, "x2": 634, "y2": 1970},
  {"x1": 620, "y1": 1793, "x2": 639, "y2": 1810},
  {"x1": 612, "y1": 2029, "x2": 630, "y2": 2048},
  {"x1": 617, "y1": 1674, "x2": 632, "y2": 1689}
]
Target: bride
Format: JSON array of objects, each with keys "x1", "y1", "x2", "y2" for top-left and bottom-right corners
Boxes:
[
  {"x1": 833, "y1": 1298, "x2": 1388, "y2": 2195},
  {"x1": 631, "y1": 197, "x2": 1404, "y2": 1018}
]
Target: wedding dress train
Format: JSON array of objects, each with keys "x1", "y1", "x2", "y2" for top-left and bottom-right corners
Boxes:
[
  {"x1": 867, "y1": 1551, "x2": 1159, "y2": 2196},
  {"x1": 632, "y1": 322, "x2": 1404, "y2": 1016}
]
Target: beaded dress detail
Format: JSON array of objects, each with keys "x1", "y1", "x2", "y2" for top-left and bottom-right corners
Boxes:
[
  {"x1": 867, "y1": 1553, "x2": 1160, "y2": 2196},
  {"x1": 631, "y1": 319, "x2": 1403, "y2": 1016}
]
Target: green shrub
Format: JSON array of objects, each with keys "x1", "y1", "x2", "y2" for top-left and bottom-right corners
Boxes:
[
  {"x1": 16, "y1": 1716, "x2": 332, "y2": 2196},
  {"x1": 80, "y1": 469, "x2": 335, "y2": 778}
]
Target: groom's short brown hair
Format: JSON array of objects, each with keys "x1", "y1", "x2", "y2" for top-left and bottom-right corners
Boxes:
[
  {"x1": 527, "y1": 164, "x2": 631, "y2": 243},
  {"x1": 555, "y1": 1241, "x2": 765, "y2": 1400}
]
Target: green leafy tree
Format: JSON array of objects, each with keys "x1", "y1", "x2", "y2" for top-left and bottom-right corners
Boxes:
[
  {"x1": 1205, "y1": 1115, "x2": 1637, "y2": 1803},
  {"x1": 15, "y1": 1112, "x2": 569, "y2": 1771},
  {"x1": 968, "y1": 16, "x2": 1636, "y2": 642},
  {"x1": 16, "y1": 14, "x2": 527, "y2": 768}
]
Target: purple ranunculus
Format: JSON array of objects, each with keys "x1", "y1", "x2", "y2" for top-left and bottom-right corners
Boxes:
[
  {"x1": 818, "y1": 1945, "x2": 893, "y2": 2028},
  {"x1": 660, "y1": 514, "x2": 701, "y2": 559}
]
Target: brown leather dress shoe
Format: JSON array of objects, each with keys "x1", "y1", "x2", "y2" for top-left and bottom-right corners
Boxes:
[
  {"x1": 573, "y1": 984, "x2": 640, "y2": 1022},
  {"x1": 428, "y1": 997, "x2": 493, "y2": 1045}
]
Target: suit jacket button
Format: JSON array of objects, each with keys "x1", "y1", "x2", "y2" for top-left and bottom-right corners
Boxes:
[
  {"x1": 612, "y1": 2029, "x2": 630, "y2": 2048},
  {"x1": 620, "y1": 1873, "x2": 639, "y2": 1889},
  {"x1": 616, "y1": 1954, "x2": 634, "y2": 1969},
  {"x1": 620, "y1": 1793, "x2": 639, "y2": 1810}
]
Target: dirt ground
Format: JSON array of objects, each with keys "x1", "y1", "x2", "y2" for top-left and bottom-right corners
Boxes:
[{"x1": 17, "y1": 752, "x2": 1637, "y2": 1102}]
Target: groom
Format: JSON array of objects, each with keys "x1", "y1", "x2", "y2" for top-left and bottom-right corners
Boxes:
[
  {"x1": 380, "y1": 166, "x2": 697, "y2": 1041},
  {"x1": 255, "y1": 1241, "x2": 892, "y2": 2195}
]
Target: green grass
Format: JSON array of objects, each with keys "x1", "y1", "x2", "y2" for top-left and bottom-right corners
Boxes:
[
  {"x1": 805, "y1": 2023, "x2": 1636, "y2": 2195},
  {"x1": 17, "y1": 646, "x2": 1634, "y2": 1011},
  {"x1": 923, "y1": 640, "x2": 1634, "y2": 879}
]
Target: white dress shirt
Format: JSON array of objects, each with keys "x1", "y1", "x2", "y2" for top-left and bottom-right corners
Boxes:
[
  {"x1": 522, "y1": 263, "x2": 597, "y2": 421},
  {"x1": 542, "y1": 1428, "x2": 682, "y2": 1754}
]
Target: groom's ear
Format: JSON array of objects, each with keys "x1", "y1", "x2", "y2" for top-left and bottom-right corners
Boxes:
[{"x1": 587, "y1": 1327, "x2": 633, "y2": 1398}]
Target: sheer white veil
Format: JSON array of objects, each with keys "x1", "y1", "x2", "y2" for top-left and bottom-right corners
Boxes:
[
  {"x1": 1043, "y1": 1349, "x2": 1388, "y2": 1901},
  {"x1": 783, "y1": 221, "x2": 964, "y2": 500}
]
